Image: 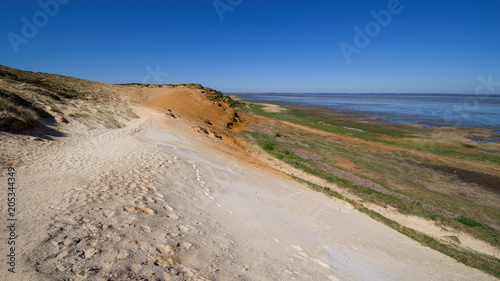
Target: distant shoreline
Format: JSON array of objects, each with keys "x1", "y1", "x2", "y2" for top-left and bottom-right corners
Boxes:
[{"x1": 232, "y1": 92, "x2": 500, "y2": 134}]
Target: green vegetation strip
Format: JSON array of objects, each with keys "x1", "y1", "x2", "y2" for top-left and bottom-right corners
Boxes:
[{"x1": 247, "y1": 103, "x2": 500, "y2": 165}]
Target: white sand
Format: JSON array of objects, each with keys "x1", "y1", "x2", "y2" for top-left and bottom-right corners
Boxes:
[{"x1": 0, "y1": 106, "x2": 496, "y2": 280}]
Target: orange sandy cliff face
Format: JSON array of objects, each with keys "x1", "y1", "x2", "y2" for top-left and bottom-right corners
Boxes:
[{"x1": 142, "y1": 85, "x2": 247, "y2": 149}]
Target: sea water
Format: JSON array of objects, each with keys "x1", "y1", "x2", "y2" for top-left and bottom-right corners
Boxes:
[{"x1": 234, "y1": 93, "x2": 500, "y2": 133}]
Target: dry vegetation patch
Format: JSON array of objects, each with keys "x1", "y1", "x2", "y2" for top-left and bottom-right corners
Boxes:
[{"x1": 0, "y1": 65, "x2": 143, "y2": 133}]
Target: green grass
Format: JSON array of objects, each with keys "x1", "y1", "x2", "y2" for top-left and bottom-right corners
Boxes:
[
  {"x1": 248, "y1": 103, "x2": 413, "y2": 139},
  {"x1": 216, "y1": 91, "x2": 244, "y2": 107},
  {"x1": 457, "y1": 216, "x2": 484, "y2": 227},
  {"x1": 247, "y1": 103, "x2": 500, "y2": 166},
  {"x1": 225, "y1": 95, "x2": 244, "y2": 107},
  {"x1": 263, "y1": 141, "x2": 276, "y2": 151},
  {"x1": 462, "y1": 144, "x2": 477, "y2": 148},
  {"x1": 432, "y1": 149, "x2": 500, "y2": 165}
]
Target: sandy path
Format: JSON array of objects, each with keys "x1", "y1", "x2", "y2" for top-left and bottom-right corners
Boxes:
[{"x1": 0, "y1": 106, "x2": 496, "y2": 280}]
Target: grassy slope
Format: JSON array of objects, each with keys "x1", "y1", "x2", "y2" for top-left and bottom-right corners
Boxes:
[
  {"x1": 242, "y1": 103, "x2": 500, "y2": 278},
  {"x1": 249, "y1": 104, "x2": 500, "y2": 165},
  {"x1": 0, "y1": 65, "x2": 143, "y2": 131}
]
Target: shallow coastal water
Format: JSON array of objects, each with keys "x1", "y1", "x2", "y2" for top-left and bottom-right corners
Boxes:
[{"x1": 234, "y1": 93, "x2": 500, "y2": 132}]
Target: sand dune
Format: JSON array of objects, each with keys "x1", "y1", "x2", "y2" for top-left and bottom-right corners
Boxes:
[{"x1": 0, "y1": 85, "x2": 497, "y2": 280}]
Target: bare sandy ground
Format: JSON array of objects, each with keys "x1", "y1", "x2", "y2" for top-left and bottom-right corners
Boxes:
[
  {"x1": 254, "y1": 103, "x2": 286, "y2": 113},
  {"x1": 0, "y1": 101, "x2": 497, "y2": 280}
]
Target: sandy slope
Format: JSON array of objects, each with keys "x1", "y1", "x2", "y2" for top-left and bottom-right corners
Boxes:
[{"x1": 0, "y1": 105, "x2": 497, "y2": 281}]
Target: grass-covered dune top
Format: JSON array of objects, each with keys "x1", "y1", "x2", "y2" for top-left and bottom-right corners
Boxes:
[{"x1": 0, "y1": 65, "x2": 145, "y2": 131}]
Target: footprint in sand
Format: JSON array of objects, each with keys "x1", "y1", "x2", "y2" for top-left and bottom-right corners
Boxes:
[
  {"x1": 134, "y1": 223, "x2": 151, "y2": 233},
  {"x1": 178, "y1": 241, "x2": 193, "y2": 250},
  {"x1": 168, "y1": 213, "x2": 180, "y2": 220},
  {"x1": 156, "y1": 243, "x2": 174, "y2": 255},
  {"x1": 110, "y1": 248, "x2": 130, "y2": 260},
  {"x1": 83, "y1": 247, "x2": 98, "y2": 259},
  {"x1": 142, "y1": 196, "x2": 156, "y2": 204},
  {"x1": 103, "y1": 210, "x2": 116, "y2": 218},
  {"x1": 178, "y1": 225, "x2": 189, "y2": 232},
  {"x1": 126, "y1": 240, "x2": 154, "y2": 253},
  {"x1": 123, "y1": 205, "x2": 157, "y2": 215}
]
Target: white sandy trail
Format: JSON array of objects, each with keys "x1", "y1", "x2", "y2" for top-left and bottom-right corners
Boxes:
[{"x1": 0, "y1": 107, "x2": 495, "y2": 281}]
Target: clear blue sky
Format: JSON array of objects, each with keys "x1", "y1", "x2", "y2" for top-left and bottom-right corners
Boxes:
[{"x1": 1, "y1": 0, "x2": 499, "y2": 93}]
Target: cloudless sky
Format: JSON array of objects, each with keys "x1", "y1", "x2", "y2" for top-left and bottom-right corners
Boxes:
[{"x1": 1, "y1": 0, "x2": 499, "y2": 93}]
